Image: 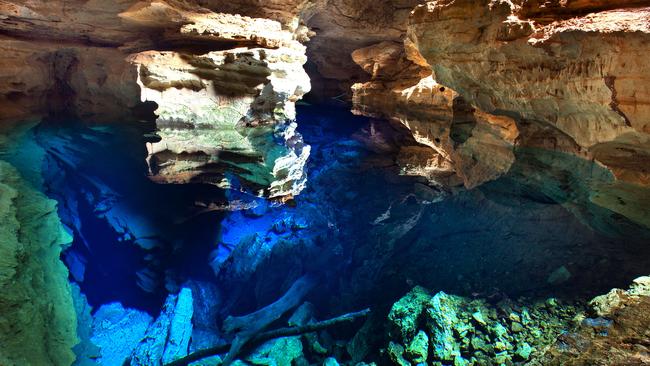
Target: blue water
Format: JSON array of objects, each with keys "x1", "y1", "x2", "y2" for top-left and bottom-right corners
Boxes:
[{"x1": 9, "y1": 105, "x2": 650, "y2": 319}]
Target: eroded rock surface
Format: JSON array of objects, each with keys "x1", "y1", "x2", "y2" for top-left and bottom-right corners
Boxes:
[
  {"x1": 351, "y1": 41, "x2": 519, "y2": 189},
  {"x1": 327, "y1": 0, "x2": 650, "y2": 229},
  {"x1": 407, "y1": 0, "x2": 650, "y2": 188},
  {"x1": 0, "y1": 0, "x2": 312, "y2": 198}
]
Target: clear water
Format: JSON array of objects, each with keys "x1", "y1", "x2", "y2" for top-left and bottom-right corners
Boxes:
[{"x1": 6, "y1": 105, "x2": 650, "y2": 321}]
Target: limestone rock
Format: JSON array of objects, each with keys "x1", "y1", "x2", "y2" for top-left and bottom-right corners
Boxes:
[
  {"x1": 405, "y1": 330, "x2": 429, "y2": 363},
  {"x1": 90, "y1": 303, "x2": 153, "y2": 366},
  {"x1": 0, "y1": 0, "x2": 312, "y2": 199},
  {"x1": 246, "y1": 336, "x2": 304, "y2": 366},
  {"x1": 387, "y1": 286, "x2": 432, "y2": 343},
  {"x1": 350, "y1": 41, "x2": 518, "y2": 189},
  {"x1": 384, "y1": 287, "x2": 584, "y2": 366},
  {"x1": 131, "y1": 287, "x2": 194, "y2": 365},
  {"x1": 0, "y1": 160, "x2": 77, "y2": 366},
  {"x1": 301, "y1": 0, "x2": 425, "y2": 98},
  {"x1": 132, "y1": 41, "x2": 311, "y2": 197},
  {"x1": 407, "y1": 0, "x2": 650, "y2": 195}
]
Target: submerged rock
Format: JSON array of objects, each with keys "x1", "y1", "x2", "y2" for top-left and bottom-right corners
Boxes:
[
  {"x1": 131, "y1": 288, "x2": 194, "y2": 365},
  {"x1": 246, "y1": 336, "x2": 303, "y2": 366},
  {"x1": 90, "y1": 303, "x2": 153, "y2": 366},
  {"x1": 383, "y1": 286, "x2": 584, "y2": 365},
  {"x1": 387, "y1": 286, "x2": 431, "y2": 343}
]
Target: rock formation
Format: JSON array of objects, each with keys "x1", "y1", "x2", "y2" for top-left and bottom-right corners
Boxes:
[
  {"x1": 0, "y1": 161, "x2": 77, "y2": 366},
  {"x1": 380, "y1": 277, "x2": 650, "y2": 366},
  {"x1": 405, "y1": 0, "x2": 650, "y2": 226},
  {"x1": 350, "y1": 41, "x2": 519, "y2": 189},
  {"x1": 0, "y1": 0, "x2": 312, "y2": 198},
  {"x1": 383, "y1": 287, "x2": 583, "y2": 365},
  {"x1": 1, "y1": 1, "x2": 650, "y2": 365},
  {"x1": 323, "y1": 0, "x2": 650, "y2": 229}
]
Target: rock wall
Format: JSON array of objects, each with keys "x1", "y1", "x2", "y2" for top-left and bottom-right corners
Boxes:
[
  {"x1": 0, "y1": 0, "x2": 312, "y2": 198},
  {"x1": 321, "y1": 0, "x2": 650, "y2": 228},
  {"x1": 0, "y1": 161, "x2": 77, "y2": 366},
  {"x1": 350, "y1": 41, "x2": 519, "y2": 189},
  {"x1": 408, "y1": 0, "x2": 650, "y2": 186}
]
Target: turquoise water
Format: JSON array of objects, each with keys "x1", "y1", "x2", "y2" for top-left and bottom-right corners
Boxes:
[{"x1": 4, "y1": 105, "x2": 650, "y2": 362}]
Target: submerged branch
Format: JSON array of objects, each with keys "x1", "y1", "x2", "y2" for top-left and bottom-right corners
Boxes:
[{"x1": 163, "y1": 308, "x2": 371, "y2": 366}]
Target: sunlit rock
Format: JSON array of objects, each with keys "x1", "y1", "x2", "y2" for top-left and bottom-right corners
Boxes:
[
  {"x1": 351, "y1": 41, "x2": 518, "y2": 189},
  {"x1": 407, "y1": 0, "x2": 650, "y2": 190},
  {"x1": 0, "y1": 0, "x2": 312, "y2": 199}
]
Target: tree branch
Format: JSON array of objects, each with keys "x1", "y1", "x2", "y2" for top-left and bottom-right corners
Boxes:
[{"x1": 164, "y1": 308, "x2": 371, "y2": 366}]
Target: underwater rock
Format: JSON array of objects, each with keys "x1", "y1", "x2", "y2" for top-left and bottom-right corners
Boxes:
[
  {"x1": 131, "y1": 288, "x2": 194, "y2": 365},
  {"x1": 322, "y1": 357, "x2": 340, "y2": 366},
  {"x1": 245, "y1": 336, "x2": 304, "y2": 366},
  {"x1": 387, "y1": 342, "x2": 410, "y2": 366},
  {"x1": 547, "y1": 266, "x2": 572, "y2": 285},
  {"x1": 387, "y1": 286, "x2": 432, "y2": 343},
  {"x1": 383, "y1": 286, "x2": 585, "y2": 365},
  {"x1": 71, "y1": 284, "x2": 101, "y2": 366},
  {"x1": 426, "y1": 292, "x2": 465, "y2": 363},
  {"x1": 90, "y1": 303, "x2": 153, "y2": 366},
  {"x1": 163, "y1": 288, "x2": 194, "y2": 364},
  {"x1": 0, "y1": 160, "x2": 78, "y2": 366},
  {"x1": 404, "y1": 330, "x2": 429, "y2": 364}
]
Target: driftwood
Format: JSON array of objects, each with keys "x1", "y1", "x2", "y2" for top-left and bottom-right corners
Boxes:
[
  {"x1": 164, "y1": 308, "x2": 371, "y2": 366},
  {"x1": 221, "y1": 274, "x2": 317, "y2": 364}
]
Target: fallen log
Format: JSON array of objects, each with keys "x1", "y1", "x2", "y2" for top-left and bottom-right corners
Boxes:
[
  {"x1": 221, "y1": 274, "x2": 317, "y2": 364},
  {"x1": 164, "y1": 308, "x2": 371, "y2": 366}
]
